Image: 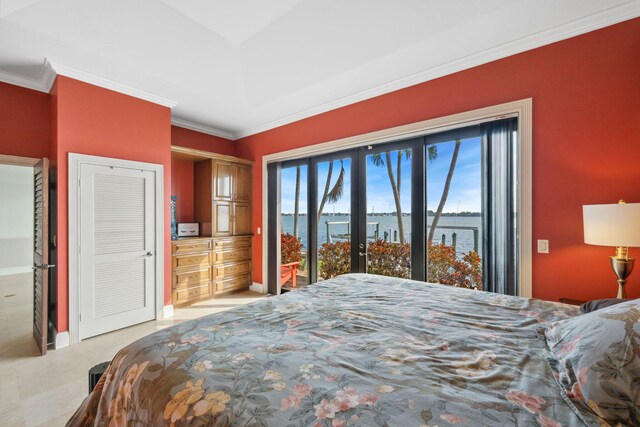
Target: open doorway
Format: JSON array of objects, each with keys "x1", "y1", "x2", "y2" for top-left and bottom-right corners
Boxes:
[
  {"x1": 0, "y1": 154, "x2": 52, "y2": 357},
  {"x1": 0, "y1": 162, "x2": 38, "y2": 357}
]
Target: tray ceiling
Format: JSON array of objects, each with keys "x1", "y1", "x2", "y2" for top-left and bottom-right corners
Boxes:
[{"x1": 0, "y1": 0, "x2": 638, "y2": 139}]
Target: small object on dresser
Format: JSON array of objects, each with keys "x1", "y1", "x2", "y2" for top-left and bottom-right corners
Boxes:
[
  {"x1": 177, "y1": 222, "x2": 199, "y2": 237},
  {"x1": 88, "y1": 361, "x2": 110, "y2": 394}
]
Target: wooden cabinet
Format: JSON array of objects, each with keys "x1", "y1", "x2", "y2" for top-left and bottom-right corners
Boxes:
[
  {"x1": 233, "y1": 203, "x2": 252, "y2": 235},
  {"x1": 171, "y1": 236, "x2": 252, "y2": 306},
  {"x1": 213, "y1": 161, "x2": 233, "y2": 201},
  {"x1": 172, "y1": 147, "x2": 254, "y2": 306},
  {"x1": 172, "y1": 238, "x2": 213, "y2": 307},
  {"x1": 234, "y1": 164, "x2": 252, "y2": 202},
  {"x1": 195, "y1": 159, "x2": 253, "y2": 238}
]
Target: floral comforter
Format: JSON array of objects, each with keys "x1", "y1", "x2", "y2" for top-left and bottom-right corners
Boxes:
[{"x1": 68, "y1": 273, "x2": 588, "y2": 427}]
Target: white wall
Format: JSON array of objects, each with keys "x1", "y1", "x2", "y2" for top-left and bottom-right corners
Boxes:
[{"x1": 0, "y1": 165, "x2": 34, "y2": 276}]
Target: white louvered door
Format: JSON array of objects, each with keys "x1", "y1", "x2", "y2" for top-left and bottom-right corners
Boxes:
[{"x1": 79, "y1": 163, "x2": 156, "y2": 339}]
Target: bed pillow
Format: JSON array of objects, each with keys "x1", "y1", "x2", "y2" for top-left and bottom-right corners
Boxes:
[
  {"x1": 580, "y1": 298, "x2": 629, "y2": 313},
  {"x1": 543, "y1": 299, "x2": 640, "y2": 426}
]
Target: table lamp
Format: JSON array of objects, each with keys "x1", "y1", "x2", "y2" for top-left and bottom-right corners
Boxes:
[{"x1": 583, "y1": 201, "x2": 640, "y2": 298}]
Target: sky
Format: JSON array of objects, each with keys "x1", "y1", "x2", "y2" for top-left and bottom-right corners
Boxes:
[{"x1": 280, "y1": 137, "x2": 481, "y2": 214}]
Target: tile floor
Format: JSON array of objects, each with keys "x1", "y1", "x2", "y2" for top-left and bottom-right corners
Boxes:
[{"x1": 0, "y1": 273, "x2": 264, "y2": 426}]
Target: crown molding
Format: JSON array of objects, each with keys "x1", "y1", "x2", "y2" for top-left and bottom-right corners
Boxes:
[
  {"x1": 46, "y1": 60, "x2": 177, "y2": 108},
  {"x1": 235, "y1": 3, "x2": 640, "y2": 139},
  {"x1": 0, "y1": 61, "x2": 52, "y2": 93},
  {"x1": 171, "y1": 117, "x2": 236, "y2": 140}
]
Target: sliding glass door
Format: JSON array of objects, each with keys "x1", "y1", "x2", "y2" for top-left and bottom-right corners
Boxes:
[
  {"x1": 425, "y1": 132, "x2": 483, "y2": 290},
  {"x1": 363, "y1": 146, "x2": 413, "y2": 279},
  {"x1": 268, "y1": 117, "x2": 518, "y2": 295},
  {"x1": 280, "y1": 163, "x2": 308, "y2": 289},
  {"x1": 315, "y1": 156, "x2": 353, "y2": 281}
]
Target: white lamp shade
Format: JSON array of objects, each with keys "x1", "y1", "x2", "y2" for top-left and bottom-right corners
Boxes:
[{"x1": 583, "y1": 203, "x2": 640, "y2": 247}]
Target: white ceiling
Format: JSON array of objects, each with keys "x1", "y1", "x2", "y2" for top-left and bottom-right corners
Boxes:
[{"x1": 0, "y1": 0, "x2": 638, "y2": 139}]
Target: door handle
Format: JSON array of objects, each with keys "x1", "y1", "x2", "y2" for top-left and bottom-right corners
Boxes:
[
  {"x1": 33, "y1": 264, "x2": 55, "y2": 270},
  {"x1": 358, "y1": 252, "x2": 367, "y2": 257},
  {"x1": 145, "y1": 252, "x2": 154, "y2": 257}
]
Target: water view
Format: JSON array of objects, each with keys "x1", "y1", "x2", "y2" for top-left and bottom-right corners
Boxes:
[{"x1": 281, "y1": 213, "x2": 482, "y2": 257}]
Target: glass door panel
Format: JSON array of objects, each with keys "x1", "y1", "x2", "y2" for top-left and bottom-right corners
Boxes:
[
  {"x1": 316, "y1": 157, "x2": 351, "y2": 281},
  {"x1": 426, "y1": 137, "x2": 483, "y2": 290},
  {"x1": 280, "y1": 165, "x2": 308, "y2": 289},
  {"x1": 365, "y1": 149, "x2": 412, "y2": 278}
]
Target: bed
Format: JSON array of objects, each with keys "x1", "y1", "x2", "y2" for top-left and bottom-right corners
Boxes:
[{"x1": 67, "y1": 273, "x2": 638, "y2": 426}]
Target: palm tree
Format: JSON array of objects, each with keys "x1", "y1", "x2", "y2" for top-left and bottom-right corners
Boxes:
[
  {"x1": 427, "y1": 139, "x2": 462, "y2": 243},
  {"x1": 371, "y1": 147, "x2": 437, "y2": 244},
  {"x1": 317, "y1": 160, "x2": 345, "y2": 223}
]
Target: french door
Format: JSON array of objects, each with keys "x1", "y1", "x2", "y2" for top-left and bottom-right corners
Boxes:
[{"x1": 269, "y1": 118, "x2": 518, "y2": 295}]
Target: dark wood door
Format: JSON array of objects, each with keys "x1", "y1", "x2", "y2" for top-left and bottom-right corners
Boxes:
[{"x1": 33, "y1": 158, "x2": 49, "y2": 355}]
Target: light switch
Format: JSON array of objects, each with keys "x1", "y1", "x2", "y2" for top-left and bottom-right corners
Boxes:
[
  {"x1": 537, "y1": 239, "x2": 549, "y2": 254},
  {"x1": 257, "y1": 227, "x2": 261, "y2": 235}
]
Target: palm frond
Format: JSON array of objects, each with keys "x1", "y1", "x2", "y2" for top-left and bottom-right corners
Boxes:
[
  {"x1": 326, "y1": 163, "x2": 345, "y2": 203},
  {"x1": 427, "y1": 145, "x2": 438, "y2": 162},
  {"x1": 370, "y1": 153, "x2": 385, "y2": 167}
]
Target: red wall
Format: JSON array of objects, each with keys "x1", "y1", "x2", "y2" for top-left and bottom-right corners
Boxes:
[
  {"x1": 236, "y1": 18, "x2": 640, "y2": 301},
  {"x1": 170, "y1": 126, "x2": 235, "y2": 219},
  {"x1": 52, "y1": 76, "x2": 172, "y2": 332},
  {"x1": 171, "y1": 158, "x2": 195, "y2": 223},
  {"x1": 0, "y1": 82, "x2": 50, "y2": 159},
  {"x1": 171, "y1": 126, "x2": 235, "y2": 155}
]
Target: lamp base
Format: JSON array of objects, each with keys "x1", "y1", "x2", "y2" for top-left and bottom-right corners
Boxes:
[{"x1": 610, "y1": 256, "x2": 634, "y2": 299}]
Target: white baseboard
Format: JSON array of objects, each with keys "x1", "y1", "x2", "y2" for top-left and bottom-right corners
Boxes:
[
  {"x1": 55, "y1": 331, "x2": 70, "y2": 349},
  {"x1": 163, "y1": 304, "x2": 174, "y2": 319},
  {"x1": 0, "y1": 266, "x2": 32, "y2": 276},
  {"x1": 250, "y1": 282, "x2": 264, "y2": 293}
]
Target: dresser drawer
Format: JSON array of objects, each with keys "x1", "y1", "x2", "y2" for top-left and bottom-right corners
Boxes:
[
  {"x1": 214, "y1": 274, "x2": 251, "y2": 293},
  {"x1": 174, "y1": 268, "x2": 211, "y2": 289},
  {"x1": 175, "y1": 253, "x2": 211, "y2": 269},
  {"x1": 212, "y1": 261, "x2": 251, "y2": 279},
  {"x1": 172, "y1": 239, "x2": 211, "y2": 255},
  {"x1": 212, "y1": 237, "x2": 251, "y2": 250},
  {"x1": 212, "y1": 247, "x2": 251, "y2": 263},
  {"x1": 174, "y1": 284, "x2": 211, "y2": 306}
]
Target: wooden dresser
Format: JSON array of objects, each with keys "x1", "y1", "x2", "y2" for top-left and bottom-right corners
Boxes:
[{"x1": 171, "y1": 147, "x2": 253, "y2": 307}]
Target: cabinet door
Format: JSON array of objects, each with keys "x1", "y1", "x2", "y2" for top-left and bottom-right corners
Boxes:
[
  {"x1": 232, "y1": 203, "x2": 252, "y2": 235},
  {"x1": 213, "y1": 161, "x2": 233, "y2": 201},
  {"x1": 212, "y1": 201, "x2": 233, "y2": 237},
  {"x1": 233, "y1": 164, "x2": 252, "y2": 202}
]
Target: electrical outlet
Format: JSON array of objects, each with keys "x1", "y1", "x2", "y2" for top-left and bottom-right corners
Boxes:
[{"x1": 537, "y1": 239, "x2": 549, "y2": 254}]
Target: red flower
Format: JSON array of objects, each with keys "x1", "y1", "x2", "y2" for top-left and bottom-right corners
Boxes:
[
  {"x1": 505, "y1": 390, "x2": 546, "y2": 413},
  {"x1": 280, "y1": 395, "x2": 301, "y2": 411},
  {"x1": 293, "y1": 383, "x2": 312, "y2": 397},
  {"x1": 358, "y1": 393, "x2": 380, "y2": 406},
  {"x1": 440, "y1": 413, "x2": 465, "y2": 424}
]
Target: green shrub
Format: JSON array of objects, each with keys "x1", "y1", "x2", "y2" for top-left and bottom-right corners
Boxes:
[
  {"x1": 427, "y1": 242, "x2": 482, "y2": 290},
  {"x1": 318, "y1": 241, "x2": 351, "y2": 279},
  {"x1": 316, "y1": 239, "x2": 483, "y2": 289},
  {"x1": 366, "y1": 239, "x2": 411, "y2": 278},
  {"x1": 281, "y1": 233, "x2": 303, "y2": 264}
]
